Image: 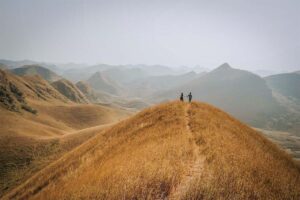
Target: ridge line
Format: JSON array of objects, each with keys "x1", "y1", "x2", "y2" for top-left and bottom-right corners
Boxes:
[{"x1": 168, "y1": 103, "x2": 204, "y2": 200}]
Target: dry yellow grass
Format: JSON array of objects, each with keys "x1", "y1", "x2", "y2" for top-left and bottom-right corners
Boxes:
[
  {"x1": 183, "y1": 102, "x2": 300, "y2": 199},
  {"x1": 0, "y1": 102, "x2": 131, "y2": 195},
  {"x1": 2, "y1": 101, "x2": 300, "y2": 200},
  {"x1": 0, "y1": 123, "x2": 113, "y2": 197}
]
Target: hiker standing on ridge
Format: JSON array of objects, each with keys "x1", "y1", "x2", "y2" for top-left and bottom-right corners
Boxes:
[
  {"x1": 180, "y1": 92, "x2": 184, "y2": 102},
  {"x1": 187, "y1": 92, "x2": 192, "y2": 103}
]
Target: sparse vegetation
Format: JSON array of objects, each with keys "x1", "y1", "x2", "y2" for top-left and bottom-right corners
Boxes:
[
  {"x1": 0, "y1": 70, "x2": 27, "y2": 112},
  {"x1": 21, "y1": 104, "x2": 37, "y2": 114}
]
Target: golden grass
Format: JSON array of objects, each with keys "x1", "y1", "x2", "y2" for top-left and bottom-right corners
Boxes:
[
  {"x1": 182, "y1": 102, "x2": 300, "y2": 199},
  {"x1": 0, "y1": 124, "x2": 110, "y2": 197},
  {"x1": 3, "y1": 102, "x2": 194, "y2": 199},
  {"x1": 0, "y1": 102, "x2": 131, "y2": 196},
  {"x1": 3, "y1": 101, "x2": 300, "y2": 200}
]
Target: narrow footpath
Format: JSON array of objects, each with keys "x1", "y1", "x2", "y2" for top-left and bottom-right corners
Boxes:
[{"x1": 169, "y1": 103, "x2": 205, "y2": 200}]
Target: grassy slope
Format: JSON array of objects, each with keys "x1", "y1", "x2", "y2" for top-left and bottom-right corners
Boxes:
[
  {"x1": 184, "y1": 102, "x2": 300, "y2": 199},
  {"x1": 0, "y1": 102, "x2": 131, "y2": 196},
  {"x1": 0, "y1": 125, "x2": 107, "y2": 196},
  {"x1": 3, "y1": 101, "x2": 300, "y2": 200}
]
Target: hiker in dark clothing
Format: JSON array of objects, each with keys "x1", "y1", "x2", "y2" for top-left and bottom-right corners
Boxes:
[
  {"x1": 180, "y1": 92, "x2": 184, "y2": 102},
  {"x1": 187, "y1": 92, "x2": 192, "y2": 103}
]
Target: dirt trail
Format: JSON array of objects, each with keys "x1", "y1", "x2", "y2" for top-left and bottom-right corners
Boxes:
[{"x1": 169, "y1": 103, "x2": 205, "y2": 200}]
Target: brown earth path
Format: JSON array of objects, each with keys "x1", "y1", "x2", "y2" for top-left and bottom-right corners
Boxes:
[{"x1": 168, "y1": 103, "x2": 205, "y2": 200}]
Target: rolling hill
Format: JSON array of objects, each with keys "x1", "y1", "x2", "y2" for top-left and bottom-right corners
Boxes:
[
  {"x1": 0, "y1": 69, "x2": 68, "y2": 113},
  {"x1": 75, "y1": 81, "x2": 114, "y2": 103},
  {"x1": 51, "y1": 79, "x2": 89, "y2": 104},
  {"x1": 10, "y1": 65, "x2": 61, "y2": 82},
  {"x1": 86, "y1": 72, "x2": 124, "y2": 96},
  {"x1": 4, "y1": 101, "x2": 300, "y2": 200}
]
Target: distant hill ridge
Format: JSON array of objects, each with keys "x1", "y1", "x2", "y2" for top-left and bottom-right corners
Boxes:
[
  {"x1": 87, "y1": 71, "x2": 123, "y2": 95},
  {"x1": 75, "y1": 80, "x2": 110, "y2": 103},
  {"x1": 0, "y1": 69, "x2": 68, "y2": 113},
  {"x1": 51, "y1": 79, "x2": 89, "y2": 104},
  {"x1": 11, "y1": 65, "x2": 61, "y2": 82},
  {"x1": 265, "y1": 72, "x2": 300, "y2": 100}
]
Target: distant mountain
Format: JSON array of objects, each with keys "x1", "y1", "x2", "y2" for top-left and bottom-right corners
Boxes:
[
  {"x1": 102, "y1": 67, "x2": 149, "y2": 84},
  {"x1": 86, "y1": 72, "x2": 124, "y2": 96},
  {"x1": 75, "y1": 81, "x2": 93, "y2": 95},
  {"x1": 75, "y1": 81, "x2": 112, "y2": 103},
  {"x1": 62, "y1": 64, "x2": 176, "y2": 82},
  {"x1": 51, "y1": 79, "x2": 89, "y2": 103},
  {"x1": 131, "y1": 64, "x2": 175, "y2": 76},
  {"x1": 0, "y1": 59, "x2": 60, "y2": 73},
  {"x1": 57, "y1": 63, "x2": 89, "y2": 70},
  {"x1": 265, "y1": 73, "x2": 300, "y2": 101},
  {"x1": 252, "y1": 69, "x2": 290, "y2": 77},
  {"x1": 127, "y1": 71, "x2": 199, "y2": 97},
  {"x1": 0, "y1": 59, "x2": 38, "y2": 69},
  {"x1": 61, "y1": 64, "x2": 110, "y2": 81},
  {"x1": 11, "y1": 65, "x2": 61, "y2": 82},
  {"x1": 76, "y1": 81, "x2": 150, "y2": 110},
  {"x1": 154, "y1": 63, "x2": 281, "y2": 127},
  {"x1": 264, "y1": 73, "x2": 300, "y2": 134}
]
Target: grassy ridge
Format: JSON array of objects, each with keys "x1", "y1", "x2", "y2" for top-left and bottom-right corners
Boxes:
[{"x1": 3, "y1": 101, "x2": 300, "y2": 200}]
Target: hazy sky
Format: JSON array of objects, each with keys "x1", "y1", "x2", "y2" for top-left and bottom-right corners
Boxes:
[{"x1": 0, "y1": 0, "x2": 299, "y2": 71}]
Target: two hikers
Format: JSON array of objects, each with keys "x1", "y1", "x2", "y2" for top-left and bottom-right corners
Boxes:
[{"x1": 180, "y1": 92, "x2": 192, "y2": 103}]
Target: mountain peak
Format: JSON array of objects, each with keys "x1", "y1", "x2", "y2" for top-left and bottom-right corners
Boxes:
[{"x1": 216, "y1": 63, "x2": 232, "y2": 70}]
